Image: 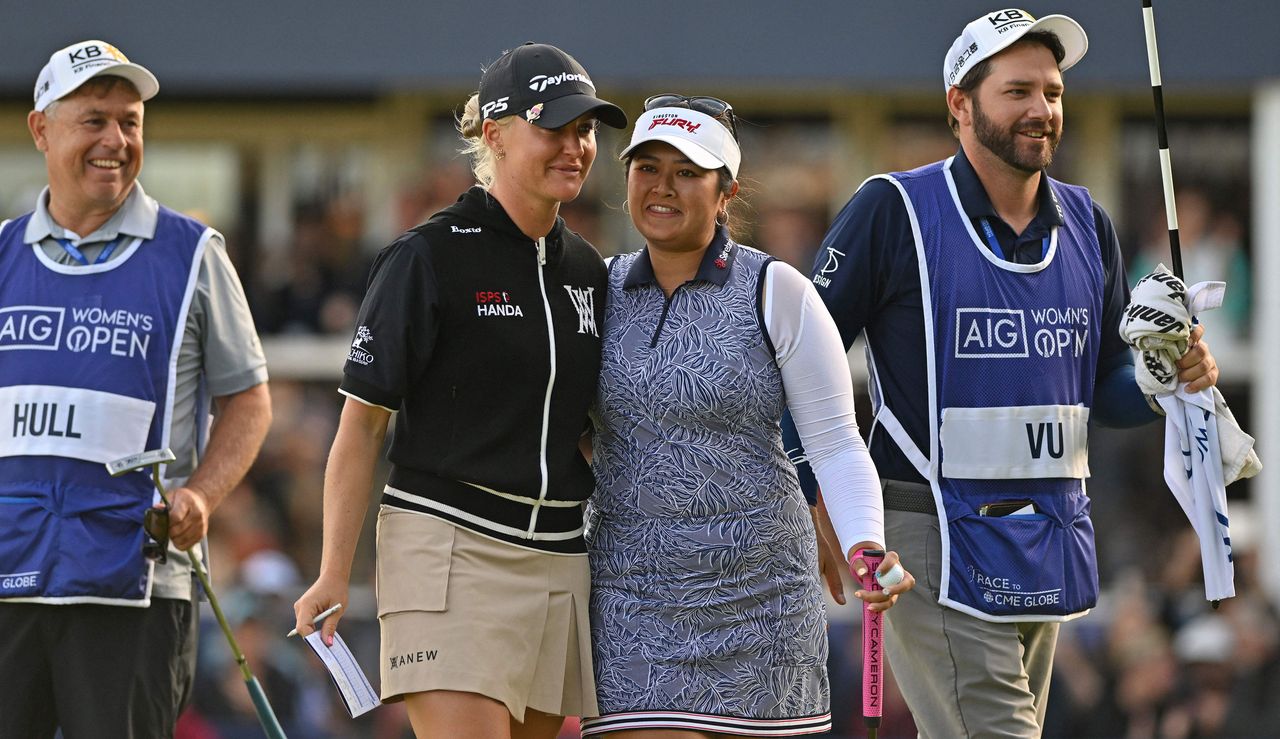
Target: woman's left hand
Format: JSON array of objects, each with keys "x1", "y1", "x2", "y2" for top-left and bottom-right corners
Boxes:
[
  {"x1": 812, "y1": 493, "x2": 847, "y2": 605},
  {"x1": 849, "y1": 546, "x2": 915, "y2": 613}
]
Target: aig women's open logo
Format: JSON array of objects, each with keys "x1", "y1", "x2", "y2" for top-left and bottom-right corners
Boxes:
[
  {"x1": 1, "y1": 304, "x2": 154, "y2": 358},
  {"x1": 954, "y1": 308, "x2": 1029, "y2": 358},
  {"x1": 956, "y1": 306, "x2": 1090, "y2": 359},
  {"x1": 0, "y1": 307, "x2": 64, "y2": 351}
]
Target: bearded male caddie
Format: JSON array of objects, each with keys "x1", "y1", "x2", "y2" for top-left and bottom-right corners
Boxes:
[{"x1": 788, "y1": 9, "x2": 1221, "y2": 737}]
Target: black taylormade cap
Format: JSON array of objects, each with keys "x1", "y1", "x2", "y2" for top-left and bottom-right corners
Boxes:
[{"x1": 478, "y1": 43, "x2": 627, "y2": 130}]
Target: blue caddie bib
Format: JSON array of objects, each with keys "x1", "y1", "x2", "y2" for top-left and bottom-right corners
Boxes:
[
  {"x1": 0, "y1": 208, "x2": 206, "y2": 606},
  {"x1": 869, "y1": 158, "x2": 1104, "y2": 622}
]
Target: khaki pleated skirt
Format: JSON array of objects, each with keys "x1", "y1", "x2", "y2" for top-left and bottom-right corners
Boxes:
[{"x1": 375, "y1": 506, "x2": 596, "y2": 721}]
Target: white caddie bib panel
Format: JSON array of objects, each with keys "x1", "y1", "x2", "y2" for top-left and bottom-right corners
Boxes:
[
  {"x1": 940, "y1": 404, "x2": 1090, "y2": 479},
  {"x1": 0, "y1": 385, "x2": 154, "y2": 463}
]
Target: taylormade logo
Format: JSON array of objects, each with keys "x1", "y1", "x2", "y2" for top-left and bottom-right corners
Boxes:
[{"x1": 528, "y1": 72, "x2": 592, "y2": 92}]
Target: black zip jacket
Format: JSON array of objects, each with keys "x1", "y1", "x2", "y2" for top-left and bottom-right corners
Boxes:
[{"x1": 340, "y1": 187, "x2": 606, "y2": 553}]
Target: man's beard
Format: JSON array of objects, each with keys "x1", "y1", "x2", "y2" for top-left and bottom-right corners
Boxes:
[{"x1": 972, "y1": 97, "x2": 1061, "y2": 173}]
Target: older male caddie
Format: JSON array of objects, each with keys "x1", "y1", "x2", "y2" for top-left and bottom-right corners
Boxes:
[{"x1": 0, "y1": 40, "x2": 271, "y2": 738}]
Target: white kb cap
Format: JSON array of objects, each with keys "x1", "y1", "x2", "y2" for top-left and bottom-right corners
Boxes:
[
  {"x1": 34, "y1": 40, "x2": 159, "y2": 112},
  {"x1": 619, "y1": 107, "x2": 742, "y2": 180},
  {"x1": 944, "y1": 8, "x2": 1088, "y2": 90}
]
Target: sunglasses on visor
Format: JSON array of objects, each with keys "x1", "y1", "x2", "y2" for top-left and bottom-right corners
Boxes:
[
  {"x1": 643, "y1": 94, "x2": 739, "y2": 139},
  {"x1": 143, "y1": 505, "x2": 169, "y2": 564}
]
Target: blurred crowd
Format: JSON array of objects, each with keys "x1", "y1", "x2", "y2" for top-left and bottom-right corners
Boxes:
[{"x1": 170, "y1": 119, "x2": 1270, "y2": 738}]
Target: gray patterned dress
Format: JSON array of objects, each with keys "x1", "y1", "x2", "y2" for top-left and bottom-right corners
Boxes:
[{"x1": 582, "y1": 235, "x2": 830, "y2": 736}]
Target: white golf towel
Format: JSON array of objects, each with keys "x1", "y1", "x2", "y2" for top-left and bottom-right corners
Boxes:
[
  {"x1": 1156, "y1": 387, "x2": 1236, "y2": 601},
  {"x1": 1120, "y1": 265, "x2": 1261, "y2": 602}
]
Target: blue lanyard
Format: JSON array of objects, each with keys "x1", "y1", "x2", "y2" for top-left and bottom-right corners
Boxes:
[
  {"x1": 54, "y1": 236, "x2": 123, "y2": 266},
  {"x1": 978, "y1": 218, "x2": 1048, "y2": 263}
]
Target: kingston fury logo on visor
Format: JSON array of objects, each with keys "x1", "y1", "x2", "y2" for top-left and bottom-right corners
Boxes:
[{"x1": 648, "y1": 113, "x2": 701, "y2": 134}]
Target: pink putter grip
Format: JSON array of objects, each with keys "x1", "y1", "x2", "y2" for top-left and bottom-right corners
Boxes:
[{"x1": 855, "y1": 549, "x2": 885, "y2": 730}]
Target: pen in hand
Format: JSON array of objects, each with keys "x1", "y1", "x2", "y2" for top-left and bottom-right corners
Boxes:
[{"x1": 287, "y1": 603, "x2": 343, "y2": 638}]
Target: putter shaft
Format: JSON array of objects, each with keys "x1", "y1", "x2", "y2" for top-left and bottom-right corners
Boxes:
[
  {"x1": 149, "y1": 462, "x2": 287, "y2": 738},
  {"x1": 858, "y1": 549, "x2": 886, "y2": 737}
]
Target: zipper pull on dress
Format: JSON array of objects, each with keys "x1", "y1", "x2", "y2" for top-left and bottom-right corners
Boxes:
[{"x1": 537, "y1": 236, "x2": 547, "y2": 266}]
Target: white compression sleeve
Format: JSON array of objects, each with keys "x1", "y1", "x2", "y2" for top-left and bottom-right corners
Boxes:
[{"x1": 764, "y1": 261, "x2": 883, "y2": 556}]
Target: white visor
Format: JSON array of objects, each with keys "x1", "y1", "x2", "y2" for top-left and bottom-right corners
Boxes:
[{"x1": 619, "y1": 107, "x2": 741, "y2": 179}]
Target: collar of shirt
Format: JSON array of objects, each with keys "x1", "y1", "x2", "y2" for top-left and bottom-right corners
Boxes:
[
  {"x1": 23, "y1": 182, "x2": 159, "y2": 247},
  {"x1": 949, "y1": 147, "x2": 1065, "y2": 259},
  {"x1": 623, "y1": 225, "x2": 737, "y2": 290},
  {"x1": 451, "y1": 186, "x2": 567, "y2": 255}
]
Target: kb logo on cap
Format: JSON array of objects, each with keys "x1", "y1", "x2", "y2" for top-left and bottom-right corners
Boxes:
[
  {"x1": 987, "y1": 9, "x2": 1031, "y2": 30},
  {"x1": 528, "y1": 72, "x2": 591, "y2": 93},
  {"x1": 69, "y1": 43, "x2": 128, "y2": 67}
]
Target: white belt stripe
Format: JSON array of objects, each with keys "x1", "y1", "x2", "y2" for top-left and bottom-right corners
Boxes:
[
  {"x1": 383, "y1": 485, "x2": 583, "y2": 541},
  {"x1": 461, "y1": 479, "x2": 581, "y2": 507}
]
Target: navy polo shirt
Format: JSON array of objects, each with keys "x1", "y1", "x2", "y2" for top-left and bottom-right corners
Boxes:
[
  {"x1": 621, "y1": 224, "x2": 737, "y2": 290},
  {"x1": 803, "y1": 147, "x2": 1149, "y2": 488}
]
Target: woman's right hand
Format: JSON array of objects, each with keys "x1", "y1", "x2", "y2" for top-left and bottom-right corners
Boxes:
[
  {"x1": 292, "y1": 397, "x2": 390, "y2": 646},
  {"x1": 849, "y1": 547, "x2": 915, "y2": 614},
  {"x1": 293, "y1": 573, "x2": 350, "y2": 647}
]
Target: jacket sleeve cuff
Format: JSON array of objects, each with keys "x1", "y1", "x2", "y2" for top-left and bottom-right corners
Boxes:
[{"x1": 339, "y1": 375, "x2": 401, "y2": 412}]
